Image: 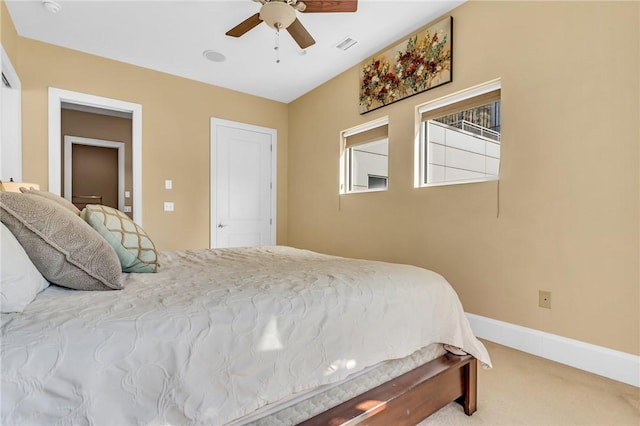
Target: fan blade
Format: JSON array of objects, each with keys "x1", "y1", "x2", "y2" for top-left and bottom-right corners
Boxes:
[
  {"x1": 226, "y1": 13, "x2": 263, "y2": 37},
  {"x1": 301, "y1": 0, "x2": 357, "y2": 13},
  {"x1": 287, "y1": 18, "x2": 316, "y2": 49}
]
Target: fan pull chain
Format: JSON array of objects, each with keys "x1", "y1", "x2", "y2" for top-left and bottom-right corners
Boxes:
[{"x1": 274, "y1": 27, "x2": 281, "y2": 64}]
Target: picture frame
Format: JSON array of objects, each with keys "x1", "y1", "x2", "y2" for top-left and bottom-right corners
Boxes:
[{"x1": 359, "y1": 16, "x2": 453, "y2": 114}]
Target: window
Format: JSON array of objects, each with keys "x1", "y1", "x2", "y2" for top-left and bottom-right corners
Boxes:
[
  {"x1": 368, "y1": 175, "x2": 388, "y2": 190},
  {"x1": 341, "y1": 118, "x2": 389, "y2": 193},
  {"x1": 417, "y1": 80, "x2": 501, "y2": 187}
]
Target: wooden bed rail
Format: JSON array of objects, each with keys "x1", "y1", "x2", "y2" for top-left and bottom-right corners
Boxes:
[{"x1": 298, "y1": 353, "x2": 477, "y2": 426}]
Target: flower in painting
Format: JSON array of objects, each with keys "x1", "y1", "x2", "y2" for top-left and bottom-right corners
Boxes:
[
  {"x1": 360, "y1": 20, "x2": 451, "y2": 112},
  {"x1": 359, "y1": 57, "x2": 400, "y2": 108}
]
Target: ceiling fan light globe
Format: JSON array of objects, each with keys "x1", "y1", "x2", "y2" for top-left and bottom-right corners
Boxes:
[{"x1": 259, "y1": 2, "x2": 297, "y2": 30}]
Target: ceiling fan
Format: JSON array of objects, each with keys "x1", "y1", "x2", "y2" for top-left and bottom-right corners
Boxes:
[{"x1": 226, "y1": 0, "x2": 358, "y2": 49}]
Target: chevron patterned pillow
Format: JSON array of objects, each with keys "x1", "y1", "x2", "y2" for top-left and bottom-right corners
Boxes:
[{"x1": 82, "y1": 205, "x2": 159, "y2": 273}]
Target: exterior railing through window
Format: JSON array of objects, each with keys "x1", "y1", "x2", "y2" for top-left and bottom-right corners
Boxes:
[{"x1": 447, "y1": 120, "x2": 501, "y2": 142}]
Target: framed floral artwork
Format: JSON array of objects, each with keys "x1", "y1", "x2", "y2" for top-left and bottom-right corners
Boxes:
[{"x1": 359, "y1": 16, "x2": 453, "y2": 114}]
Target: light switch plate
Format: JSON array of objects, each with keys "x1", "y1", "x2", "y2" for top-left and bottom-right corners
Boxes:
[
  {"x1": 163, "y1": 202, "x2": 174, "y2": 212},
  {"x1": 125, "y1": 191, "x2": 131, "y2": 198},
  {"x1": 165, "y1": 180, "x2": 172, "y2": 190},
  {"x1": 123, "y1": 206, "x2": 132, "y2": 213}
]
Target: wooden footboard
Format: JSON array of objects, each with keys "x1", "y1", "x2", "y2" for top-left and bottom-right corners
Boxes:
[{"x1": 298, "y1": 353, "x2": 477, "y2": 426}]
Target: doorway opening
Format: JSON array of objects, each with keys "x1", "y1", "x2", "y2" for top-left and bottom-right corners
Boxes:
[
  {"x1": 64, "y1": 135, "x2": 126, "y2": 212},
  {"x1": 48, "y1": 88, "x2": 143, "y2": 224}
]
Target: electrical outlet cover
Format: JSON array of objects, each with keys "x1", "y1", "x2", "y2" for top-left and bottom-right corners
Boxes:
[{"x1": 539, "y1": 290, "x2": 551, "y2": 309}]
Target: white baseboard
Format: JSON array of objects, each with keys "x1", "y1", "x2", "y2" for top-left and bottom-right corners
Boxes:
[{"x1": 465, "y1": 313, "x2": 640, "y2": 387}]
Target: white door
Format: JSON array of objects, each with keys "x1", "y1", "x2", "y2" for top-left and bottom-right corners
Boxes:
[{"x1": 210, "y1": 118, "x2": 276, "y2": 248}]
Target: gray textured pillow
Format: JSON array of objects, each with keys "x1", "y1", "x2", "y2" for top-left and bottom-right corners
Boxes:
[
  {"x1": 19, "y1": 187, "x2": 81, "y2": 215},
  {"x1": 0, "y1": 192, "x2": 122, "y2": 291}
]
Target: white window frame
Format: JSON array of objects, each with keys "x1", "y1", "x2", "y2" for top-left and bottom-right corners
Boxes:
[
  {"x1": 415, "y1": 79, "x2": 502, "y2": 188},
  {"x1": 340, "y1": 117, "x2": 389, "y2": 194}
]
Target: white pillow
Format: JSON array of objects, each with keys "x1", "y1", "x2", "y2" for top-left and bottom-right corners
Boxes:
[{"x1": 0, "y1": 222, "x2": 49, "y2": 313}]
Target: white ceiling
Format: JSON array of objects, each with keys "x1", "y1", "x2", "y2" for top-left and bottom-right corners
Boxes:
[{"x1": 6, "y1": 0, "x2": 464, "y2": 103}]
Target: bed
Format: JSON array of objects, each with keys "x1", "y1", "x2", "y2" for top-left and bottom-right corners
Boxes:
[{"x1": 0, "y1": 190, "x2": 491, "y2": 425}]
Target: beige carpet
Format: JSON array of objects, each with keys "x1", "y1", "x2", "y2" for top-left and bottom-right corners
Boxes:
[{"x1": 419, "y1": 340, "x2": 640, "y2": 426}]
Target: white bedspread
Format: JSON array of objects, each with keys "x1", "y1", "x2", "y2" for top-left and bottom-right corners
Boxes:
[{"x1": 1, "y1": 246, "x2": 490, "y2": 425}]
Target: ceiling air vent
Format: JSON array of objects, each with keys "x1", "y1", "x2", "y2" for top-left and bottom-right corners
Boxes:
[{"x1": 336, "y1": 37, "x2": 358, "y2": 52}]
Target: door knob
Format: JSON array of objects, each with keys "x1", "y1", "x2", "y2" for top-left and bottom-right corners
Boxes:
[{"x1": 217, "y1": 223, "x2": 228, "y2": 228}]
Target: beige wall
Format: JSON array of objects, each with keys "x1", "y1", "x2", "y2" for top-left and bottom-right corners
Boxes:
[
  {"x1": 1, "y1": 1, "x2": 18, "y2": 62},
  {"x1": 1, "y1": 1, "x2": 288, "y2": 250},
  {"x1": 287, "y1": 1, "x2": 639, "y2": 355}
]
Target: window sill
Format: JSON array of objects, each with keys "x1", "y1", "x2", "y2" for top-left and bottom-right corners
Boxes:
[
  {"x1": 421, "y1": 176, "x2": 499, "y2": 188},
  {"x1": 341, "y1": 188, "x2": 388, "y2": 195}
]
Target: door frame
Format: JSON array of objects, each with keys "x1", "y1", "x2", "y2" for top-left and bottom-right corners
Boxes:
[
  {"x1": 1, "y1": 44, "x2": 22, "y2": 181},
  {"x1": 64, "y1": 135, "x2": 126, "y2": 211},
  {"x1": 48, "y1": 88, "x2": 143, "y2": 224},
  {"x1": 210, "y1": 118, "x2": 277, "y2": 248}
]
